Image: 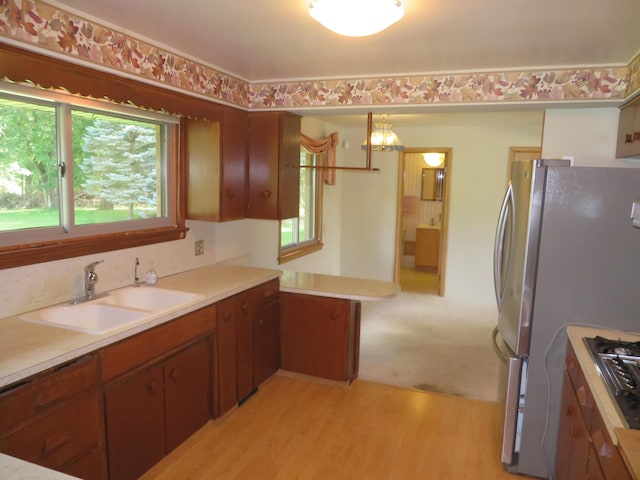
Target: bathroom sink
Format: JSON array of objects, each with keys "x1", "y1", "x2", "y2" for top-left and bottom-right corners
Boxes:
[
  {"x1": 20, "y1": 286, "x2": 203, "y2": 335},
  {"x1": 100, "y1": 286, "x2": 202, "y2": 313},
  {"x1": 20, "y1": 303, "x2": 150, "y2": 335}
]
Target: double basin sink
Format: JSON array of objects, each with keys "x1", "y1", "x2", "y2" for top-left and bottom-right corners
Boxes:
[{"x1": 20, "y1": 286, "x2": 203, "y2": 335}]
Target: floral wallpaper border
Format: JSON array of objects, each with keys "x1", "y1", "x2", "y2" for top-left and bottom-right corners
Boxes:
[{"x1": 0, "y1": 0, "x2": 635, "y2": 112}]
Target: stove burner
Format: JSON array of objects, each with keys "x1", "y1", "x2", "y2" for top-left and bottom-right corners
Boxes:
[{"x1": 584, "y1": 336, "x2": 640, "y2": 430}]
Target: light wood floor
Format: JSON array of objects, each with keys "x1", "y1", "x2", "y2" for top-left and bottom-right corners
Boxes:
[
  {"x1": 399, "y1": 267, "x2": 439, "y2": 295},
  {"x1": 141, "y1": 375, "x2": 528, "y2": 480}
]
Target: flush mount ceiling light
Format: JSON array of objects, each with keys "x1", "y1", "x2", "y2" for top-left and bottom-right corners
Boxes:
[
  {"x1": 361, "y1": 114, "x2": 404, "y2": 152},
  {"x1": 309, "y1": 0, "x2": 405, "y2": 37},
  {"x1": 423, "y1": 153, "x2": 445, "y2": 167}
]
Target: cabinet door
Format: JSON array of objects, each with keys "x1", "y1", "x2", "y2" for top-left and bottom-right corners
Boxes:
[
  {"x1": 555, "y1": 371, "x2": 590, "y2": 480},
  {"x1": 415, "y1": 228, "x2": 440, "y2": 269},
  {"x1": 220, "y1": 108, "x2": 247, "y2": 220},
  {"x1": 216, "y1": 296, "x2": 238, "y2": 416},
  {"x1": 186, "y1": 118, "x2": 222, "y2": 221},
  {"x1": 105, "y1": 364, "x2": 165, "y2": 480},
  {"x1": 164, "y1": 340, "x2": 211, "y2": 453},
  {"x1": 281, "y1": 294, "x2": 351, "y2": 381},
  {"x1": 254, "y1": 300, "x2": 280, "y2": 386},
  {"x1": 247, "y1": 112, "x2": 300, "y2": 220},
  {"x1": 236, "y1": 290, "x2": 255, "y2": 401}
]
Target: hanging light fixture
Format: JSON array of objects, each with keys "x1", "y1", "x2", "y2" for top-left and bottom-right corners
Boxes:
[
  {"x1": 361, "y1": 114, "x2": 404, "y2": 152},
  {"x1": 423, "y1": 153, "x2": 445, "y2": 167},
  {"x1": 309, "y1": 0, "x2": 405, "y2": 37}
]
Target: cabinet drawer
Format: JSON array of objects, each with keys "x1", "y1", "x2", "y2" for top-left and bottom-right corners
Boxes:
[
  {"x1": 101, "y1": 305, "x2": 216, "y2": 382},
  {"x1": 0, "y1": 355, "x2": 98, "y2": 434},
  {"x1": 252, "y1": 279, "x2": 279, "y2": 307},
  {"x1": 0, "y1": 391, "x2": 103, "y2": 471}
]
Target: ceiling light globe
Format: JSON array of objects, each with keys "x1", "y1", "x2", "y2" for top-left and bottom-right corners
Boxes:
[{"x1": 309, "y1": 0, "x2": 405, "y2": 37}]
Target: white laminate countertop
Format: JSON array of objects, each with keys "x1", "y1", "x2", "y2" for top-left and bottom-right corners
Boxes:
[
  {"x1": 279, "y1": 270, "x2": 400, "y2": 301},
  {"x1": 0, "y1": 454, "x2": 79, "y2": 480}
]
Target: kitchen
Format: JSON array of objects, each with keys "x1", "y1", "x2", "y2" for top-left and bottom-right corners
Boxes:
[{"x1": 1, "y1": 0, "x2": 640, "y2": 479}]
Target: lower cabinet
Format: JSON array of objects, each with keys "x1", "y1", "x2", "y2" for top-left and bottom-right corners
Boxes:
[
  {"x1": 105, "y1": 339, "x2": 211, "y2": 480},
  {"x1": 556, "y1": 342, "x2": 631, "y2": 480},
  {"x1": 216, "y1": 280, "x2": 280, "y2": 417},
  {"x1": 0, "y1": 355, "x2": 107, "y2": 480},
  {"x1": 280, "y1": 293, "x2": 361, "y2": 383}
]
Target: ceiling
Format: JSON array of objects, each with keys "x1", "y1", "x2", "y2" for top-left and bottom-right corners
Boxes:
[{"x1": 48, "y1": 0, "x2": 640, "y2": 126}]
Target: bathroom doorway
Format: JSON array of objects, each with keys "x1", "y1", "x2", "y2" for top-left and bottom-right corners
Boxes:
[{"x1": 393, "y1": 148, "x2": 451, "y2": 296}]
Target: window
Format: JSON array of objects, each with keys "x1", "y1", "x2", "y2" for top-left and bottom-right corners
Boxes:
[
  {"x1": 0, "y1": 83, "x2": 181, "y2": 266},
  {"x1": 279, "y1": 148, "x2": 323, "y2": 263}
]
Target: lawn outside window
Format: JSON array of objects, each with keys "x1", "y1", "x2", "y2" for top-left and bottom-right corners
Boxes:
[
  {"x1": 0, "y1": 82, "x2": 182, "y2": 268},
  {"x1": 278, "y1": 148, "x2": 323, "y2": 263}
]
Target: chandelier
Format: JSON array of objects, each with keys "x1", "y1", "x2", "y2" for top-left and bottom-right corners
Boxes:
[
  {"x1": 308, "y1": 0, "x2": 405, "y2": 37},
  {"x1": 361, "y1": 114, "x2": 404, "y2": 152}
]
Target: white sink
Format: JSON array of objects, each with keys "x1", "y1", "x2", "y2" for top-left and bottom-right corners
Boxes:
[
  {"x1": 100, "y1": 286, "x2": 202, "y2": 312},
  {"x1": 20, "y1": 286, "x2": 203, "y2": 335},
  {"x1": 20, "y1": 303, "x2": 149, "y2": 335}
]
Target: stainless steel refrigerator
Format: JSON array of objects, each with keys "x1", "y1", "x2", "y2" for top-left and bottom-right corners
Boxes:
[{"x1": 492, "y1": 159, "x2": 640, "y2": 478}]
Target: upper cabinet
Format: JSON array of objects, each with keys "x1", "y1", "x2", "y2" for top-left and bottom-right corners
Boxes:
[
  {"x1": 616, "y1": 95, "x2": 640, "y2": 158},
  {"x1": 185, "y1": 107, "x2": 247, "y2": 222},
  {"x1": 247, "y1": 112, "x2": 301, "y2": 220}
]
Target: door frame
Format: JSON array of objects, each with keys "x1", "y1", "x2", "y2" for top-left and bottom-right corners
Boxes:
[{"x1": 393, "y1": 147, "x2": 452, "y2": 296}]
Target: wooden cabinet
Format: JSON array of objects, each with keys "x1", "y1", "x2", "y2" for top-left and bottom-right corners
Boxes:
[
  {"x1": 253, "y1": 280, "x2": 281, "y2": 386},
  {"x1": 215, "y1": 280, "x2": 279, "y2": 417},
  {"x1": 186, "y1": 107, "x2": 247, "y2": 222},
  {"x1": 556, "y1": 342, "x2": 631, "y2": 480},
  {"x1": 415, "y1": 227, "x2": 440, "y2": 271},
  {"x1": 616, "y1": 96, "x2": 640, "y2": 158},
  {"x1": 101, "y1": 306, "x2": 215, "y2": 480},
  {"x1": 247, "y1": 112, "x2": 301, "y2": 219},
  {"x1": 0, "y1": 355, "x2": 106, "y2": 480},
  {"x1": 280, "y1": 293, "x2": 361, "y2": 383}
]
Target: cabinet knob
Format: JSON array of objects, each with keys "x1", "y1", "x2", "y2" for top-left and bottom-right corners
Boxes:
[
  {"x1": 241, "y1": 302, "x2": 250, "y2": 313},
  {"x1": 225, "y1": 189, "x2": 235, "y2": 199},
  {"x1": 223, "y1": 312, "x2": 232, "y2": 323},
  {"x1": 41, "y1": 431, "x2": 72, "y2": 456},
  {"x1": 257, "y1": 318, "x2": 265, "y2": 328},
  {"x1": 262, "y1": 189, "x2": 272, "y2": 199},
  {"x1": 171, "y1": 368, "x2": 181, "y2": 381},
  {"x1": 147, "y1": 379, "x2": 159, "y2": 393},
  {"x1": 330, "y1": 311, "x2": 339, "y2": 320}
]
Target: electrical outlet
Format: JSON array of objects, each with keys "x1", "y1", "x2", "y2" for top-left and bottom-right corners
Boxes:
[{"x1": 194, "y1": 239, "x2": 204, "y2": 256}]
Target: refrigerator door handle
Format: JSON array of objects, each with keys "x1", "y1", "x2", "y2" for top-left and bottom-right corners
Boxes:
[
  {"x1": 494, "y1": 182, "x2": 515, "y2": 310},
  {"x1": 492, "y1": 326, "x2": 516, "y2": 362}
]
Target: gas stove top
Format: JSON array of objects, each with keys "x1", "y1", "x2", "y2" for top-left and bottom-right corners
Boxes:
[{"x1": 584, "y1": 336, "x2": 640, "y2": 429}]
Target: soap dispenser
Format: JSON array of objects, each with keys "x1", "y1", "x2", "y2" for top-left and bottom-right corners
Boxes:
[{"x1": 145, "y1": 263, "x2": 158, "y2": 286}]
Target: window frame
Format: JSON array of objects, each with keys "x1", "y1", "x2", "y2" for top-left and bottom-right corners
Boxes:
[
  {"x1": 278, "y1": 149, "x2": 324, "y2": 264},
  {"x1": 0, "y1": 82, "x2": 186, "y2": 270}
]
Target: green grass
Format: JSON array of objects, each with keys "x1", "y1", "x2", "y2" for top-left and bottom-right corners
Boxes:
[{"x1": 0, "y1": 208, "x2": 154, "y2": 231}]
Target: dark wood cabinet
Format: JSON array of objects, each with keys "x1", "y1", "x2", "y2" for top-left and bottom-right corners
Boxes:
[
  {"x1": 556, "y1": 341, "x2": 632, "y2": 480},
  {"x1": 216, "y1": 296, "x2": 238, "y2": 416},
  {"x1": 247, "y1": 111, "x2": 300, "y2": 219},
  {"x1": 186, "y1": 108, "x2": 247, "y2": 222},
  {"x1": 253, "y1": 280, "x2": 281, "y2": 386},
  {"x1": 215, "y1": 280, "x2": 279, "y2": 416},
  {"x1": 105, "y1": 339, "x2": 211, "y2": 480},
  {"x1": 616, "y1": 96, "x2": 640, "y2": 158},
  {"x1": 280, "y1": 293, "x2": 361, "y2": 383},
  {"x1": 105, "y1": 364, "x2": 165, "y2": 480},
  {"x1": 0, "y1": 355, "x2": 106, "y2": 480}
]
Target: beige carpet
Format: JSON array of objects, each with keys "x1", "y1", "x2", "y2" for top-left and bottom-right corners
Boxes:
[{"x1": 359, "y1": 290, "x2": 503, "y2": 403}]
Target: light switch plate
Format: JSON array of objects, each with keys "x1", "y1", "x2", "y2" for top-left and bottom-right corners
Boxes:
[{"x1": 195, "y1": 239, "x2": 204, "y2": 256}]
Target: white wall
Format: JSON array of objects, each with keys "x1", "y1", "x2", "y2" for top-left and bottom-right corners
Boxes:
[
  {"x1": 338, "y1": 111, "x2": 545, "y2": 303},
  {"x1": 541, "y1": 108, "x2": 626, "y2": 166}
]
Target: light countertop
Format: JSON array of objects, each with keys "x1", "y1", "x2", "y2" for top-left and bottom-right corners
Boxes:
[
  {"x1": 567, "y1": 325, "x2": 640, "y2": 478},
  {"x1": 0, "y1": 454, "x2": 79, "y2": 480},
  {"x1": 280, "y1": 270, "x2": 400, "y2": 301}
]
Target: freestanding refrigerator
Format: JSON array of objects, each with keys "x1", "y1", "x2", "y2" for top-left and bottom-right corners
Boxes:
[{"x1": 492, "y1": 159, "x2": 640, "y2": 478}]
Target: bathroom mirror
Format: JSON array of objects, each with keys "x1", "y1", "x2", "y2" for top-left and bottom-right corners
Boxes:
[{"x1": 421, "y1": 168, "x2": 444, "y2": 201}]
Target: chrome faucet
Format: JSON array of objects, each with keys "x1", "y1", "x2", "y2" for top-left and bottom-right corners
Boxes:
[
  {"x1": 84, "y1": 260, "x2": 104, "y2": 300},
  {"x1": 134, "y1": 257, "x2": 140, "y2": 287}
]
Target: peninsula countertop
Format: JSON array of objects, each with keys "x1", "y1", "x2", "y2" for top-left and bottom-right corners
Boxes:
[{"x1": 279, "y1": 270, "x2": 400, "y2": 301}]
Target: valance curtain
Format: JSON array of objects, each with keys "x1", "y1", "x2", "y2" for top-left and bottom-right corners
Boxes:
[{"x1": 300, "y1": 132, "x2": 339, "y2": 186}]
